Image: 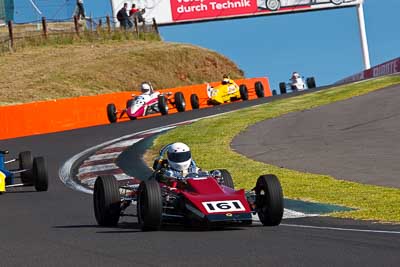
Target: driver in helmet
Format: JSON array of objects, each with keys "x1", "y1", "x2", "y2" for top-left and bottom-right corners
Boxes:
[
  {"x1": 221, "y1": 74, "x2": 231, "y2": 85},
  {"x1": 291, "y1": 72, "x2": 300, "y2": 81},
  {"x1": 153, "y1": 142, "x2": 204, "y2": 182},
  {"x1": 140, "y1": 82, "x2": 154, "y2": 95}
]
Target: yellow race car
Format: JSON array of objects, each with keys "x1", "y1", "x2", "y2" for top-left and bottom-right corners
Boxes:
[
  {"x1": 205, "y1": 78, "x2": 248, "y2": 105},
  {"x1": 189, "y1": 78, "x2": 265, "y2": 109}
]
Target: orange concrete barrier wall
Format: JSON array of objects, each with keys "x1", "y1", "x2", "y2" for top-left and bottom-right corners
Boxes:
[{"x1": 0, "y1": 77, "x2": 270, "y2": 140}]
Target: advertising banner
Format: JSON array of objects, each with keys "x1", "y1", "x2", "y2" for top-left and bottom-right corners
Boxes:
[
  {"x1": 111, "y1": 0, "x2": 363, "y2": 25},
  {"x1": 336, "y1": 57, "x2": 400, "y2": 85}
]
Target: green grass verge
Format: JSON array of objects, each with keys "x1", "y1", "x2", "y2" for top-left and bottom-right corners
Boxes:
[{"x1": 146, "y1": 75, "x2": 400, "y2": 223}]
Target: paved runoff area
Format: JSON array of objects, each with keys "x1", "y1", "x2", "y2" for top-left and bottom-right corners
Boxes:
[{"x1": 232, "y1": 84, "x2": 400, "y2": 188}]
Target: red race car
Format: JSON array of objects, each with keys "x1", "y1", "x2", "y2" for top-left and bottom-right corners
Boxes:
[{"x1": 93, "y1": 144, "x2": 284, "y2": 230}]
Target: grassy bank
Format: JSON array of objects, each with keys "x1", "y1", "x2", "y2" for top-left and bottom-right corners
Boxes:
[
  {"x1": 0, "y1": 40, "x2": 243, "y2": 106},
  {"x1": 146, "y1": 75, "x2": 400, "y2": 223}
]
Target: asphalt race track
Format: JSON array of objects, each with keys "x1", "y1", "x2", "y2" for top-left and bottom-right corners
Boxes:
[
  {"x1": 1, "y1": 88, "x2": 400, "y2": 266},
  {"x1": 232, "y1": 83, "x2": 400, "y2": 188}
]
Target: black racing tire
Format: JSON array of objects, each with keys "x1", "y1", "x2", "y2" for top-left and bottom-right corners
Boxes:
[
  {"x1": 272, "y1": 89, "x2": 277, "y2": 96},
  {"x1": 239, "y1": 84, "x2": 249, "y2": 101},
  {"x1": 93, "y1": 175, "x2": 121, "y2": 226},
  {"x1": 19, "y1": 151, "x2": 33, "y2": 184},
  {"x1": 174, "y1": 92, "x2": 186, "y2": 112},
  {"x1": 255, "y1": 81, "x2": 265, "y2": 98},
  {"x1": 190, "y1": 94, "x2": 200, "y2": 109},
  {"x1": 266, "y1": 0, "x2": 281, "y2": 11},
  {"x1": 306, "y1": 77, "x2": 316, "y2": 89},
  {"x1": 279, "y1": 82, "x2": 287, "y2": 94},
  {"x1": 255, "y1": 174, "x2": 284, "y2": 226},
  {"x1": 158, "y1": 95, "x2": 169, "y2": 115},
  {"x1": 219, "y1": 169, "x2": 234, "y2": 189},
  {"x1": 137, "y1": 179, "x2": 162, "y2": 231},
  {"x1": 33, "y1": 157, "x2": 48, "y2": 192},
  {"x1": 107, "y1": 103, "x2": 117, "y2": 123},
  {"x1": 126, "y1": 99, "x2": 134, "y2": 109}
]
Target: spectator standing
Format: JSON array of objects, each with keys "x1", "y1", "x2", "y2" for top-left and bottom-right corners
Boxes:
[
  {"x1": 117, "y1": 3, "x2": 132, "y2": 29},
  {"x1": 75, "y1": 0, "x2": 86, "y2": 20},
  {"x1": 129, "y1": 4, "x2": 139, "y2": 16}
]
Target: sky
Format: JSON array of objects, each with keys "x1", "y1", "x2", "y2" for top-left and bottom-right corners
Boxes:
[{"x1": 11, "y1": 0, "x2": 400, "y2": 90}]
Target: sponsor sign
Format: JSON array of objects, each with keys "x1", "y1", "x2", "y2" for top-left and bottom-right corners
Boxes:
[
  {"x1": 111, "y1": 0, "x2": 363, "y2": 25},
  {"x1": 336, "y1": 57, "x2": 400, "y2": 84}
]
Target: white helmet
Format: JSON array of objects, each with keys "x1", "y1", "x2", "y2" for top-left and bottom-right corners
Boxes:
[
  {"x1": 167, "y1": 142, "x2": 192, "y2": 172},
  {"x1": 141, "y1": 82, "x2": 152, "y2": 94}
]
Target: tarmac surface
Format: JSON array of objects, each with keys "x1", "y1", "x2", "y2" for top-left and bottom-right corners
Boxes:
[
  {"x1": 232, "y1": 84, "x2": 400, "y2": 188},
  {"x1": 1, "y1": 88, "x2": 399, "y2": 266}
]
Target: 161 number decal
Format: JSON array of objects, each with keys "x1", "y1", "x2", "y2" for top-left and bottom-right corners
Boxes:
[{"x1": 202, "y1": 200, "x2": 245, "y2": 213}]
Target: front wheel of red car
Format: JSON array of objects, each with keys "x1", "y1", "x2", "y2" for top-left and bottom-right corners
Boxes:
[
  {"x1": 137, "y1": 179, "x2": 162, "y2": 231},
  {"x1": 255, "y1": 174, "x2": 283, "y2": 226},
  {"x1": 93, "y1": 175, "x2": 121, "y2": 226}
]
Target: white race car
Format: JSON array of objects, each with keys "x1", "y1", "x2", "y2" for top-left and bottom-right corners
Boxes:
[
  {"x1": 279, "y1": 72, "x2": 316, "y2": 93},
  {"x1": 106, "y1": 89, "x2": 186, "y2": 123}
]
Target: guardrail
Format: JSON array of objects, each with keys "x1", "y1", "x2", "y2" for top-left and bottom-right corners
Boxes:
[
  {"x1": 0, "y1": 78, "x2": 270, "y2": 140},
  {"x1": 336, "y1": 57, "x2": 400, "y2": 85}
]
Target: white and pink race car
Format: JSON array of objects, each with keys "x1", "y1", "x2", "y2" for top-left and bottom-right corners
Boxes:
[{"x1": 106, "y1": 83, "x2": 186, "y2": 123}]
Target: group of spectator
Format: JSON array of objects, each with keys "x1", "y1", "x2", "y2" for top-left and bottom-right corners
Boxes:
[{"x1": 117, "y1": 3, "x2": 145, "y2": 30}]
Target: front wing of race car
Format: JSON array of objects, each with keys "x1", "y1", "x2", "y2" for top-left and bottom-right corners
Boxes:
[{"x1": 180, "y1": 177, "x2": 253, "y2": 224}]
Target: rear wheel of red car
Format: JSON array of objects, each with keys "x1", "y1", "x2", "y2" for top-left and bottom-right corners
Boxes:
[
  {"x1": 107, "y1": 103, "x2": 117, "y2": 123},
  {"x1": 255, "y1": 174, "x2": 283, "y2": 226},
  {"x1": 33, "y1": 157, "x2": 48, "y2": 192},
  {"x1": 219, "y1": 169, "x2": 234, "y2": 189},
  {"x1": 279, "y1": 82, "x2": 287, "y2": 94},
  {"x1": 158, "y1": 95, "x2": 168, "y2": 115},
  {"x1": 239, "y1": 85, "x2": 249, "y2": 101},
  {"x1": 174, "y1": 92, "x2": 186, "y2": 112},
  {"x1": 93, "y1": 175, "x2": 121, "y2": 226},
  {"x1": 137, "y1": 179, "x2": 162, "y2": 231},
  {"x1": 255, "y1": 81, "x2": 265, "y2": 98},
  {"x1": 190, "y1": 94, "x2": 199, "y2": 109},
  {"x1": 19, "y1": 151, "x2": 33, "y2": 184}
]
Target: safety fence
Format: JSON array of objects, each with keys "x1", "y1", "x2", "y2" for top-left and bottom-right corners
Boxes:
[
  {"x1": 0, "y1": 15, "x2": 159, "y2": 53},
  {"x1": 0, "y1": 77, "x2": 271, "y2": 140}
]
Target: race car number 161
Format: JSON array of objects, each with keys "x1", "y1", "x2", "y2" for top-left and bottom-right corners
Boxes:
[{"x1": 202, "y1": 200, "x2": 245, "y2": 213}]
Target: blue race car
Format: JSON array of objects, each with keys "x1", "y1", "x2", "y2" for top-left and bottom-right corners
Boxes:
[{"x1": 0, "y1": 150, "x2": 48, "y2": 193}]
